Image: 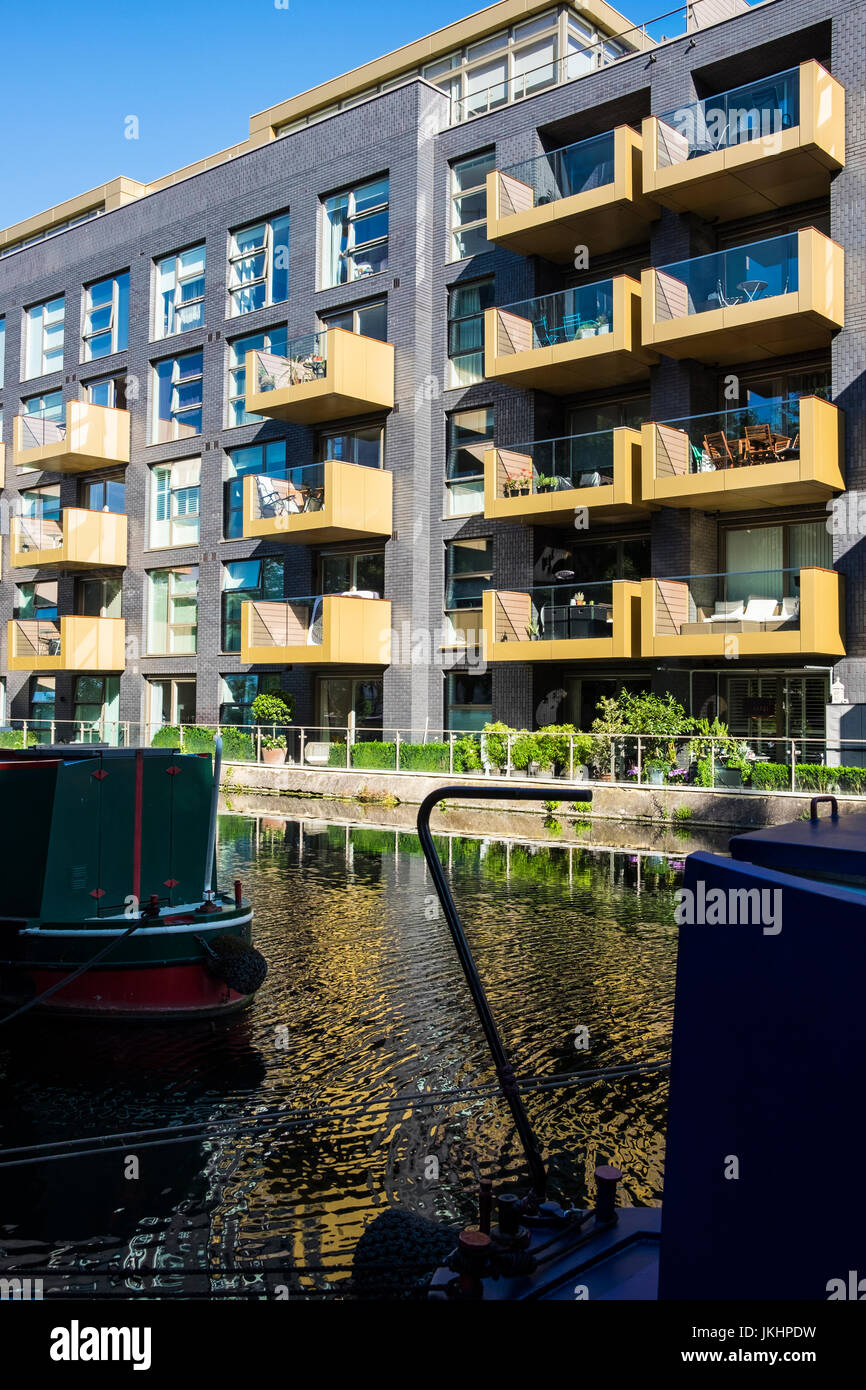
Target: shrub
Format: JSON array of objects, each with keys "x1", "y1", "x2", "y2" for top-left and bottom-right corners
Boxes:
[
  {"x1": 399, "y1": 741, "x2": 449, "y2": 773},
  {"x1": 672, "y1": 805, "x2": 693, "y2": 822},
  {"x1": 152, "y1": 724, "x2": 181, "y2": 748},
  {"x1": 453, "y1": 736, "x2": 482, "y2": 773},
  {"x1": 351, "y1": 740, "x2": 397, "y2": 770},
  {"x1": 0, "y1": 729, "x2": 37, "y2": 749},
  {"x1": 572, "y1": 800, "x2": 592, "y2": 813},
  {"x1": 481, "y1": 721, "x2": 511, "y2": 770},
  {"x1": 837, "y1": 766, "x2": 866, "y2": 795},
  {"x1": 182, "y1": 725, "x2": 218, "y2": 754},
  {"x1": 750, "y1": 762, "x2": 788, "y2": 791},
  {"x1": 543, "y1": 800, "x2": 561, "y2": 813},
  {"x1": 510, "y1": 730, "x2": 543, "y2": 770},
  {"x1": 220, "y1": 727, "x2": 255, "y2": 762},
  {"x1": 251, "y1": 691, "x2": 295, "y2": 725},
  {"x1": 694, "y1": 757, "x2": 713, "y2": 788},
  {"x1": 328, "y1": 741, "x2": 348, "y2": 768},
  {"x1": 795, "y1": 764, "x2": 837, "y2": 792},
  {"x1": 535, "y1": 723, "x2": 577, "y2": 770}
]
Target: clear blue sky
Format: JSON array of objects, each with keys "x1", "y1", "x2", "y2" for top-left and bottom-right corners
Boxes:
[{"x1": 1, "y1": 0, "x2": 670, "y2": 229}]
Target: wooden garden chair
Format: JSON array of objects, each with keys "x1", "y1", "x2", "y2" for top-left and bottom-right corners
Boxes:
[
  {"x1": 703, "y1": 431, "x2": 736, "y2": 468},
  {"x1": 743, "y1": 424, "x2": 785, "y2": 462}
]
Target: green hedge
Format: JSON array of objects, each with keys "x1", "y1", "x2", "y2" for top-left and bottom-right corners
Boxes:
[
  {"x1": 453, "y1": 736, "x2": 482, "y2": 773},
  {"x1": 399, "y1": 741, "x2": 450, "y2": 773},
  {"x1": 351, "y1": 740, "x2": 397, "y2": 770},
  {"x1": 0, "y1": 729, "x2": 37, "y2": 749},
  {"x1": 750, "y1": 762, "x2": 789, "y2": 791},
  {"x1": 220, "y1": 728, "x2": 255, "y2": 762},
  {"x1": 795, "y1": 763, "x2": 866, "y2": 795},
  {"x1": 151, "y1": 725, "x2": 182, "y2": 748},
  {"x1": 328, "y1": 742, "x2": 348, "y2": 768},
  {"x1": 150, "y1": 725, "x2": 253, "y2": 760}
]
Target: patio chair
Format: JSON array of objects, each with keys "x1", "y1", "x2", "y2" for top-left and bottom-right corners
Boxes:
[
  {"x1": 703, "y1": 431, "x2": 736, "y2": 467},
  {"x1": 743, "y1": 423, "x2": 782, "y2": 462},
  {"x1": 778, "y1": 433, "x2": 800, "y2": 459},
  {"x1": 559, "y1": 312, "x2": 583, "y2": 341}
]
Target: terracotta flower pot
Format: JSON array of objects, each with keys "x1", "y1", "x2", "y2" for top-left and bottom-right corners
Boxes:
[{"x1": 262, "y1": 746, "x2": 286, "y2": 766}]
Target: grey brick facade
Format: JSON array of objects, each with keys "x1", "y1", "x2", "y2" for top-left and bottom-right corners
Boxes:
[{"x1": 0, "y1": 0, "x2": 862, "y2": 742}]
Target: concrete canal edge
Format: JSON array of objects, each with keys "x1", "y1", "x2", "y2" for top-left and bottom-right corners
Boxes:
[{"x1": 220, "y1": 760, "x2": 866, "y2": 832}]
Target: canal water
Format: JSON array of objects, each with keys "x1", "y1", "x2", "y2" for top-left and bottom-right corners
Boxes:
[{"x1": 0, "y1": 811, "x2": 683, "y2": 1297}]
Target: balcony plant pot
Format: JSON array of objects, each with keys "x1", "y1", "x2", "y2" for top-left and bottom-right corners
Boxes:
[
  {"x1": 579, "y1": 327, "x2": 596, "y2": 339},
  {"x1": 597, "y1": 323, "x2": 611, "y2": 335},
  {"x1": 714, "y1": 766, "x2": 742, "y2": 789},
  {"x1": 647, "y1": 768, "x2": 666, "y2": 786},
  {"x1": 263, "y1": 745, "x2": 287, "y2": 766}
]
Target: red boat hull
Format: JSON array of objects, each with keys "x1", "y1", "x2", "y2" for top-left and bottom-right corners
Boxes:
[{"x1": 27, "y1": 963, "x2": 252, "y2": 1020}]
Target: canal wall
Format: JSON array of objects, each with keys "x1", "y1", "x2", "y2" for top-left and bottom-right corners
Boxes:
[{"x1": 220, "y1": 761, "x2": 865, "y2": 831}]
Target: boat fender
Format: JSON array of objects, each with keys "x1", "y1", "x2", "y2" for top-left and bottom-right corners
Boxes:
[{"x1": 195, "y1": 934, "x2": 268, "y2": 995}]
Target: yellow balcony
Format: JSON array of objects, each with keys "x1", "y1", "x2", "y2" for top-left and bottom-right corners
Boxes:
[
  {"x1": 485, "y1": 278, "x2": 657, "y2": 394},
  {"x1": 642, "y1": 62, "x2": 844, "y2": 221},
  {"x1": 6, "y1": 616, "x2": 126, "y2": 673},
  {"x1": 244, "y1": 328, "x2": 394, "y2": 425},
  {"x1": 13, "y1": 402, "x2": 131, "y2": 474},
  {"x1": 486, "y1": 126, "x2": 659, "y2": 263},
  {"x1": 640, "y1": 567, "x2": 844, "y2": 661},
  {"x1": 484, "y1": 427, "x2": 650, "y2": 526},
  {"x1": 642, "y1": 228, "x2": 843, "y2": 364},
  {"x1": 242, "y1": 461, "x2": 392, "y2": 544},
  {"x1": 11, "y1": 508, "x2": 128, "y2": 570},
  {"x1": 481, "y1": 580, "x2": 641, "y2": 663},
  {"x1": 241, "y1": 594, "x2": 391, "y2": 666},
  {"x1": 641, "y1": 397, "x2": 843, "y2": 511}
]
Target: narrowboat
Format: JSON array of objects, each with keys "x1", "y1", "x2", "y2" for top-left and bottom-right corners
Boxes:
[
  {"x1": 0, "y1": 741, "x2": 265, "y2": 1021},
  {"x1": 393, "y1": 787, "x2": 866, "y2": 1300}
]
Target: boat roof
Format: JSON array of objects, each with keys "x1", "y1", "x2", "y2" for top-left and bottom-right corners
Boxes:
[
  {"x1": 730, "y1": 809, "x2": 866, "y2": 877},
  {"x1": 0, "y1": 745, "x2": 181, "y2": 760}
]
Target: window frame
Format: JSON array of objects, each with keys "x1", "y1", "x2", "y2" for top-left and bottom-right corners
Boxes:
[
  {"x1": 153, "y1": 244, "x2": 206, "y2": 340},
  {"x1": 227, "y1": 213, "x2": 290, "y2": 317},
  {"x1": 151, "y1": 349, "x2": 204, "y2": 444},
  {"x1": 82, "y1": 271, "x2": 129, "y2": 361},
  {"x1": 23, "y1": 296, "x2": 65, "y2": 380},
  {"x1": 321, "y1": 177, "x2": 390, "y2": 289},
  {"x1": 149, "y1": 457, "x2": 202, "y2": 549},
  {"x1": 449, "y1": 150, "x2": 495, "y2": 262}
]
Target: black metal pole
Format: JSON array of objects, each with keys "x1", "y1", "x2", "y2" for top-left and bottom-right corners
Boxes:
[{"x1": 416, "y1": 783, "x2": 592, "y2": 1203}]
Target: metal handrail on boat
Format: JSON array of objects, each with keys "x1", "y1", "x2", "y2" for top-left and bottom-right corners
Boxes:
[{"x1": 417, "y1": 783, "x2": 592, "y2": 1202}]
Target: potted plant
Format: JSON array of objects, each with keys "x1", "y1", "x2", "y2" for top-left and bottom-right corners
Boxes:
[
  {"x1": 644, "y1": 756, "x2": 673, "y2": 786},
  {"x1": 517, "y1": 478, "x2": 531, "y2": 496},
  {"x1": 579, "y1": 321, "x2": 597, "y2": 339},
  {"x1": 536, "y1": 474, "x2": 558, "y2": 494},
  {"x1": 503, "y1": 478, "x2": 520, "y2": 497},
  {"x1": 572, "y1": 591, "x2": 586, "y2": 606},
  {"x1": 526, "y1": 616, "x2": 541, "y2": 640},
  {"x1": 251, "y1": 690, "x2": 294, "y2": 765},
  {"x1": 596, "y1": 312, "x2": 611, "y2": 335},
  {"x1": 261, "y1": 733, "x2": 287, "y2": 766}
]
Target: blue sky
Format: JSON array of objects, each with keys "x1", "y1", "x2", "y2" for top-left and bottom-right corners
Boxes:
[{"x1": 1, "y1": 0, "x2": 670, "y2": 229}]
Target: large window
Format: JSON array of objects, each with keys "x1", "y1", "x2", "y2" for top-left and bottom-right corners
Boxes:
[
  {"x1": 320, "y1": 297, "x2": 387, "y2": 341},
  {"x1": 15, "y1": 580, "x2": 58, "y2": 621},
  {"x1": 320, "y1": 550, "x2": 384, "y2": 596},
  {"x1": 450, "y1": 150, "x2": 495, "y2": 261},
  {"x1": 220, "y1": 673, "x2": 283, "y2": 725},
  {"x1": 81, "y1": 474, "x2": 126, "y2": 513},
  {"x1": 73, "y1": 676, "x2": 120, "y2": 742},
  {"x1": 722, "y1": 519, "x2": 832, "y2": 602},
  {"x1": 86, "y1": 372, "x2": 128, "y2": 409},
  {"x1": 447, "y1": 279, "x2": 493, "y2": 387},
  {"x1": 24, "y1": 296, "x2": 64, "y2": 379},
  {"x1": 148, "y1": 677, "x2": 196, "y2": 733},
  {"x1": 222, "y1": 558, "x2": 285, "y2": 652},
  {"x1": 77, "y1": 576, "x2": 122, "y2": 617},
  {"x1": 30, "y1": 676, "x2": 56, "y2": 742},
  {"x1": 226, "y1": 326, "x2": 288, "y2": 427},
  {"x1": 446, "y1": 671, "x2": 493, "y2": 731},
  {"x1": 152, "y1": 350, "x2": 203, "y2": 442},
  {"x1": 228, "y1": 214, "x2": 290, "y2": 316},
  {"x1": 445, "y1": 537, "x2": 493, "y2": 646},
  {"x1": 446, "y1": 405, "x2": 493, "y2": 516},
  {"x1": 154, "y1": 245, "x2": 205, "y2": 339},
  {"x1": 322, "y1": 177, "x2": 389, "y2": 287},
  {"x1": 224, "y1": 440, "x2": 288, "y2": 539},
  {"x1": 147, "y1": 567, "x2": 199, "y2": 654},
  {"x1": 83, "y1": 272, "x2": 129, "y2": 360},
  {"x1": 150, "y1": 458, "x2": 201, "y2": 548},
  {"x1": 320, "y1": 677, "x2": 383, "y2": 735},
  {"x1": 316, "y1": 424, "x2": 383, "y2": 468}
]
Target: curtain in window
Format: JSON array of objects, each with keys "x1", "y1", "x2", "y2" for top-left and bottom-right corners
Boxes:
[{"x1": 726, "y1": 526, "x2": 783, "y2": 602}]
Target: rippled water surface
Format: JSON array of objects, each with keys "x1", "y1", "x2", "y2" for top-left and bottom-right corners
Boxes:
[{"x1": 0, "y1": 813, "x2": 682, "y2": 1296}]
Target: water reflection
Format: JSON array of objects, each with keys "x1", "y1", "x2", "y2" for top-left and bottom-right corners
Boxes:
[{"x1": 0, "y1": 813, "x2": 680, "y2": 1297}]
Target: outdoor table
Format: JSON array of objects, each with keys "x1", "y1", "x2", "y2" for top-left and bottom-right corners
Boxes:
[{"x1": 737, "y1": 279, "x2": 768, "y2": 300}]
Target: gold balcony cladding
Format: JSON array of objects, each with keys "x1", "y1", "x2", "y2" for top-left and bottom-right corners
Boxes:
[
  {"x1": 244, "y1": 329, "x2": 394, "y2": 425},
  {"x1": 641, "y1": 228, "x2": 843, "y2": 365},
  {"x1": 481, "y1": 581, "x2": 640, "y2": 664},
  {"x1": 642, "y1": 62, "x2": 845, "y2": 221},
  {"x1": 484, "y1": 278, "x2": 657, "y2": 393},
  {"x1": 13, "y1": 402, "x2": 131, "y2": 474},
  {"x1": 242, "y1": 462, "x2": 393, "y2": 544},
  {"x1": 641, "y1": 398, "x2": 843, "y2": 511},
  {"x1": 483, "y1": 427, "x2": 653, "y2": 525},
  {"x1": 485, "y1": 127, "x2": 660, "y2": 263},
  {"x1": 6, "y1": 616, "x2": 126, "y2": 673},
  {"x1": 11, "y1": 509, "x2": 128, "y2": 570},
  {"x1": 241, "y1": 595, "x2": 391, "y2": 666},
  {"x1": 640, "y1": 568, "x2": 844, "y2": 661}
]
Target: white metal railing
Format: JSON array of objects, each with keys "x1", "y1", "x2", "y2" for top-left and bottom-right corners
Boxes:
[{"x1": 1, "y1": 720, "x2": 865, "y2": 795}]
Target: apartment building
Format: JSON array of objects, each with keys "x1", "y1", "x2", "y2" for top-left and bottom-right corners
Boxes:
[{"x1": 0, "y1": 0, "x2": 861, "y2": 749}]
